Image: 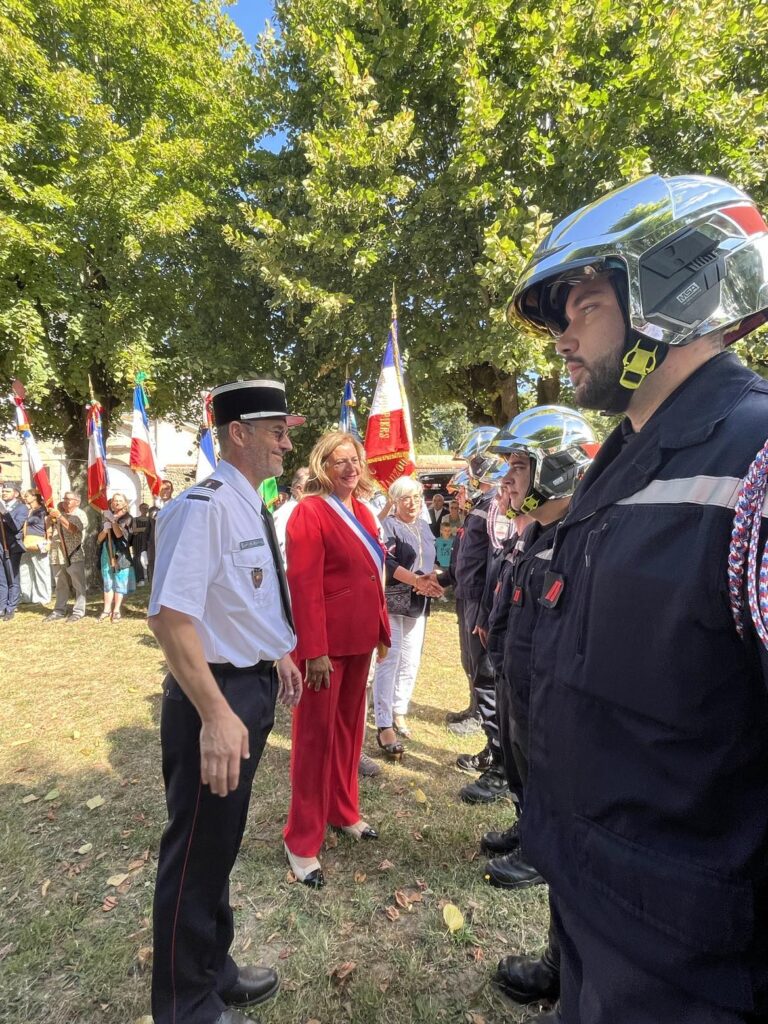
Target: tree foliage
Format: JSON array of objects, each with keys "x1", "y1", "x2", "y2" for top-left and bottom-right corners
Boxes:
[
  {"x1": 238, "y1": 0, "x2": 768, "y2": 427},
  {"x1": 0, "y1": 0, "x2": 269, "y2": 459}
]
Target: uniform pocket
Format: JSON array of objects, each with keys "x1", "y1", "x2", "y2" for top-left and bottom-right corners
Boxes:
[
  {"x1": 573, "y1": 814, "x2": 753, "y2": 955},
  {"x1": 231, "y1": 548, "x2": 275, "y2": 604},
  {"x1": 326, "y1": 585, "x2": 352, "y2": 601}
]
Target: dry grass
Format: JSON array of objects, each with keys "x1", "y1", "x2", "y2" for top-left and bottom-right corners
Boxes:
[{"x1": 0, "y1": 594, "x2": 550, "y2": 1024}]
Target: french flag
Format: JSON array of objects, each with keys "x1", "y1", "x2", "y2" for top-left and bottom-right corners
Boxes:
[
  {"x1": 364, "y1": 290, "x2": 415, "y2": 489},
  {"x1": 129, "y1": 382, "x2": 162, "y2": 497},
  {"x1": 86, "y1": 402, "x2": 110, "y2": 510},
  {"x1": 195, "y1": 392, "x2": 217, "y2": 483},
  {"x1": 12, "y1": 392, "x2": 54, "y2": 510}
]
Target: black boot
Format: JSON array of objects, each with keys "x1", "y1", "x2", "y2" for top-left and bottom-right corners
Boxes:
[
  {"x1": 483, "y1": 849, "x2": 544, "y2": 889},
  {"x1": 445, "y1": 703, "x2": 475, "y2": 724},
  {"x1": 456, "y1": 745, "x2": 493, "y2": 774},
  {"x1": 494, "y1": 949, "x2": 560, "y2": 1003},
  {"x1": 480, "y1": 820, "x2": 521, "y2": 855},
  {"x1": 459, "y1": 764, "x2": 509, "y2": 804}
]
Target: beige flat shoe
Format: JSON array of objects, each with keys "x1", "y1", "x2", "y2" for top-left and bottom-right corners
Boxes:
[
  {"x1": 284, "y1": 842, "x2": 324, "y2": 888},
  {"x1": 336, "y1": 820, "x2": 379, "y2": 841}
]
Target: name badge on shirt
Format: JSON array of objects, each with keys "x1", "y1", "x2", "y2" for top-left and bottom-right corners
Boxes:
[
  {"x1": 240, "y1": 538, "x2": 265, "y2": 550},
  {"x1": 251, "y1": 567, "x2": 264, "y2": 589}
]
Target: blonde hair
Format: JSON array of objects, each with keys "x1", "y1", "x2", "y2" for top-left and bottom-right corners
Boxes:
[{"x1": 304, "y1": 431, "x2": 374, "y2": 500}]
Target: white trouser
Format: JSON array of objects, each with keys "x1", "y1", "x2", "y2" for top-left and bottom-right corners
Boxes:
[{"x1": 373, "y1": 613, "x2": 427, "y2": 727}]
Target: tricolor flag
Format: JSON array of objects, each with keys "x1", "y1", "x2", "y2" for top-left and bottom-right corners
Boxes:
[
  {"x1": 11, "y1": 384, "x2": 53, "y2": 509},
  {"x1": 339, "y1": 379, "x2": 361, "y2": 439},
  {"x1": 86, "y1": 401, "x2": 110, "y2": 510},
  {"x1": 129, "y1": 377, "x2": 162, "y2": 498},
  {"x1": 364, "y1": 287, "x2": 415, "y2": 489},
  {"x1": 259, "y1": 477, "x2": 279, "y2": 509},
  {"x1": 195, "y1": 392, "x2": 217, "y2": 483}
]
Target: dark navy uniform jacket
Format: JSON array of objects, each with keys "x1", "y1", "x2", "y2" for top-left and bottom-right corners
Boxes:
[
  {"x1": 488, "y1": 520, "x2": 558, "y2": 726},
  {"x1": 454, "y1": 490, "x2": 494, "y2": 603},
  {"x1": 523, "y1": 353, "x2": 768, "y2": 1013}
]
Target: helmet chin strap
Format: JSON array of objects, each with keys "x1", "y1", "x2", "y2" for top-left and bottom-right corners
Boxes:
[{"x1": 620, "y1": 333, "x2": 669, "y2": 390}]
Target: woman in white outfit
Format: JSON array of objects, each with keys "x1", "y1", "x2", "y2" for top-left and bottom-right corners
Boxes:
[{"x1": 374, "y1": 476, "x2": 443, "y2": 759}]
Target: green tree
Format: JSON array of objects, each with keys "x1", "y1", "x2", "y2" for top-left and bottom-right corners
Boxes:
[
  {"x1": 0, "y1": 0, "x2": 270, "y2": 471},
  {"x1": 235, "y1": 0, "x2": 768, "y2": 427}
]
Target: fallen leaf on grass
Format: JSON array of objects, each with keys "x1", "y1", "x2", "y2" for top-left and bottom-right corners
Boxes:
[
  {"x1": 329, "y1": 961, "x2": 356, "y2": 982},
  {"x1": 285, "y1": 870, "x2": 297, "y2": 884},
  {"x1": 70, "y1": 730, "x2": 81, "y2": 740},
  {"x1": 412, "y1": 788, "x2": 428, "y2": 804},
  {"x1": 240, "y1": 936, "x2": 252, "y2": 953},
  {"x1": 394, "y1": 889, "x2": 411, "y2": 909},
  {"x1": 137, "y1": 947, "x2": 153, "y2": 970},
  {"x1": 41, "y1": 879, "x2": 51, "y2": 897},
  {"x1": 86, "y1": 795, "x2": 106, "y2": 810},
  {"x1": 378, "y1": 859, "x2": 394, "y2": 871},
  {"x1": 466, "y1": 1013, "x2": 486, "y2": 1024},
  {"x1": 132, "y1": 1017, "x2": 153, "y2": 1024},
  {"x1": 384, "y1": 905, "x2": 400, "y2": 922},
  {"x1": 412, "y1": 831, "x2": 424, "y2": 842},
  {"x1": 353, "y1": 871, "x2": 367, "y2": 884},
  {"x1": 404, "y1": 888, "x2": 424, "y2": 903},
  {"x1": 325, "y1": 833, "x2": 339, "y2": 849},
  {"x1": 443, "y1": 903, "x2": 465, "y2": 933},
  {"x1": 0, "y1": 943, "x2": 16, "y2": 961},
  {"x1": 43, "y1": 788, "x2": 60, "y2": 802},
  {"x1": 469, "y1": 946, "x2": 484, "y2": 962},
  {"x1": 107, "y1": 873, "x2": 129, "y2": 888},
  {"x1": 278, "y1": 947, "x2": 295, "y2": 960},
  {"x1": 21, "y1": 794, "x2": 38, "y2": 804},
  {"x1": 102, "y1": 895, "x2": 119, "y2": 913},
  {"x1": 305, "y1": 1019, "x2": 321, "y2": 1024}
]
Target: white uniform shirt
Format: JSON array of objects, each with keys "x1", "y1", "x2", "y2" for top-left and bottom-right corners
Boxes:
[
  {"x1": 271, "y1": 496, "x2": 298, "y2": 566},
  {"x1": 148, "y1": 460, "x2": 295, "y2": 667}
]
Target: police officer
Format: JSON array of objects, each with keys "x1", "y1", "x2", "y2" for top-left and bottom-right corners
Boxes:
[
  {"x1": 508, "y1": 175, "x2": 768, "y2": 1023},
  {"x1": 149, "y1": 379, "x2": 305, "y2": 1024},
  {"x1": 481, "y1": 407, "x2": 597, "y2": 1008}
]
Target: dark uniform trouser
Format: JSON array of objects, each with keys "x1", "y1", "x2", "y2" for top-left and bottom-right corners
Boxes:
[
  {"x1": 455, "y1": 598, "x2": 475, "y2": 710},
  {"x1": 152, "y1": 662, "x2": 278, "y2": 1024},
  {"x1": 551, "y1": 895, "x2": 765, "y2": 1024},
  {"x1": 460, "y1": 596, "x2": 503, "y2": 758}
]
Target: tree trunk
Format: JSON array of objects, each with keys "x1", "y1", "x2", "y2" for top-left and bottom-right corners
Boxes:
[{"x1": 536, "y1": 374, "x2": 561, "y2": 406}]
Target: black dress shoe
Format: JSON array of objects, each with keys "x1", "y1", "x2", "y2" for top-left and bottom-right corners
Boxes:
[
  {"x1": 480, "y1": 821, "x2": 521, "y2": 855},
  {"x1": 456, "y1": 746, "x2": 493, "y2": 774},
  {"x1": 526, "y1": 1012, "x2": 561, "y2": 1022},
  {"x1": 215, "y1": 1010, "x2": 258, "y2": 1024},
  {"x1": 495, "y1": 951, "x2": 560, "y2": 1003},
  {"x1": 484, "y1": 850, "x2": 545, "y2": 889},
  {"x1": 459, "y1": 764, "x2": 510, "y2": 804},
  {"x1": 445, "y1": 704, "x2": 475, "y2": 724},
  {"x1": 222, "y1": 965, "x2": 279, "y2": 1007}
]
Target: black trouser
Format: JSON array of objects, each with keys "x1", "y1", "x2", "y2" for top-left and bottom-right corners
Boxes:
[
  {"x1": 459, "y1": 596, "x2": 502, "y2": 756},
  {"x1": 455, "y1": 598, "x2": 476, "y2": 710},
  {"x1": 495, "y1": 674, "x2": 526, "y2": 806},
  {"x1": 152, "y1": 662, "x2": 278, "y2": 1024}
]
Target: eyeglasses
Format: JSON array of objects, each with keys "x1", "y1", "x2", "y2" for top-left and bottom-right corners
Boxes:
[{"x1": 257, "y1": 425, "x2": 292, "y2": 443}]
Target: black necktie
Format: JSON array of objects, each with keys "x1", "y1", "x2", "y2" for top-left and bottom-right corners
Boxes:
[{"x1": 261, "y1": 504, "x2": 294, "y2": 631}]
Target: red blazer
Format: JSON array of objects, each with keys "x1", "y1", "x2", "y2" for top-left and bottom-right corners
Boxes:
[{"x1": 286, "y1": 495, "x2": 391, "y2": 661}]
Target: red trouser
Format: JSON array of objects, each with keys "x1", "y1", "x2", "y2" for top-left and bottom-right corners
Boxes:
[{"x1": 284, "y1": 651, "x2": 371, "y2": 858}]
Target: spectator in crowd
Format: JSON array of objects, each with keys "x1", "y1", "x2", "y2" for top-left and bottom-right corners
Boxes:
[
  {"x1": 46, "y1": 492, "x2": 89, "y2": 622},
  {"x1": 0, "y1": 482, "x2": 28, "y2": 622},
  {"x1": 373, "y1": 476, "x2": 443, "y2": 757},
  {"x1": 435, "y1": 518, "x2": 455, "y2": 570},
  {"x1": 272, "y1": 466, "x2": 309, "y2": 564},
  {"x1": 97, "y1": 492, "x2": 134, "y2": 622},
  {"x1": 19, "y1": 490, "x2": 51, "y2": 606},
  {"x1": 446, "y1": 498, "x2": 464, "y2": 533},
  {"x1": 283, "y1": 431, "x2": 390, "y2": 888},
  {"x1": 132, "y1": 502, "x2": 151, "y2": 586},
  {"x1": 147, "y1": 480, "x2": 175, "y2": 582},
  {"x1": 427, "y1": 491, "x2": 448, "y2": 537}
]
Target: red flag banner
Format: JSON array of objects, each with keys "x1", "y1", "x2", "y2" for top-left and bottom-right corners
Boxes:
[
  {"x1": 86, "y1": 401, "x2": 110, "y2": 510},
  {"x1": 364, "y1": 289, "x2": 415, "y2": 489},
  {"x1": 11, "y1": 385, "x2": 54, "y2": 509}
]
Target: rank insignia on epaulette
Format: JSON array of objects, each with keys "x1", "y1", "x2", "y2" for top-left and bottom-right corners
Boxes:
[
  {"x1": 512, "y1": 585, "x2": 524, "y2": 606},
  {"x1": 198, "y1": 478, "x2": 223, "y2": 490},
  {"x1": 539, "y1": 571, "x2": 565, "y2": 609}
]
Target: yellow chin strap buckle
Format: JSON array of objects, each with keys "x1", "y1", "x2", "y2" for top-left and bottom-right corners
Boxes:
[
  {"x1": 520, "y1": 493, "x2": 543, "y2": 514},
  {"x1": 620, "y1": 339, "x2": 659, "y2": 390}
]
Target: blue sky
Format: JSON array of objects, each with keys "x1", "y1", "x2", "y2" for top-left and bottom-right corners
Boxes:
[{"x1": 224, "y1": 1, "x2": 275, "y2": 44}]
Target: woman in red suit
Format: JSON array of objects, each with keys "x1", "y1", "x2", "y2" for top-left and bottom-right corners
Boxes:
[{"x1": 283, "y1": 431, "x2": 391, "y2": 888}]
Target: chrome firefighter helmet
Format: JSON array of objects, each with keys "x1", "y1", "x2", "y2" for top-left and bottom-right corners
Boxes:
[
  {"x1": 454, "y1": 425, "x2": 504, "y2": 486},
  {"x1": 487, "y1": 405, "x2": 599, "y2": 513},
  {"x1": 448, "y1": 468, "x2": 481, "y2": 508},
  {"x1": 508, "y1": 174, "x2": 768, "y2": 391}
]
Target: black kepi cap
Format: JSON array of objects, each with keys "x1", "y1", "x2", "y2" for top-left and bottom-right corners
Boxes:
[{"x1": 211, "y1": 379, "x2": 305, "y2": 428}]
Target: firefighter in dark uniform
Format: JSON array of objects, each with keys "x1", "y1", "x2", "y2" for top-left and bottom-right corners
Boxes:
[
  {"x1": 148, "y1": 379, "x2": 305, "y2": 1024},
  {"x1": 482, "y1": 407, "x2": 598, "y2": 1009},
  {"x1": 508, "y1": 175, "x2": 768, "y2": 1023}
]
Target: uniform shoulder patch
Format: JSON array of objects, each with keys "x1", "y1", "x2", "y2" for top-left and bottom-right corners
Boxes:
[
  {"x1": 186, "y1": 493, "x2": 211, "y2": 502},
  {"x1": 197, "y1": 478, "x2": 224, "y2": 490}
]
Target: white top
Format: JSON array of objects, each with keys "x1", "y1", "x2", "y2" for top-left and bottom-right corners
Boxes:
[
  {"x1": 148, "y1": 460, "x2": 295, "y2": 667},
  {"x1": 271, "y1": 496, "x2": 298, "y2": 566}
]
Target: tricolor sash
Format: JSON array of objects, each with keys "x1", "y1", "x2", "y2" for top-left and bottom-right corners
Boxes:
[{"x1": 323, "y1": 495, "x2": 385, "y2": 575}]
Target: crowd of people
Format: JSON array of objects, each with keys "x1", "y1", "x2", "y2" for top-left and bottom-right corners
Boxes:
[
  {"x1": 0, "y1": 479, "x2": 176, "y2": 623},
  {"x1": 5, "y1": 171, "x2": 768, "y2": 1024}
]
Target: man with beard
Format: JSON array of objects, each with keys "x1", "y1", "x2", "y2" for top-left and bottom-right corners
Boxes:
[{"x1": 507, "y1": 175, "x2": 768, "y2": 1023}]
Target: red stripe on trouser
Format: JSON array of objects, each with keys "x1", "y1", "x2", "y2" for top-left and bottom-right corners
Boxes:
[{"x1": 170, "y1": 778, "x2": 203, "y2": 1024}]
